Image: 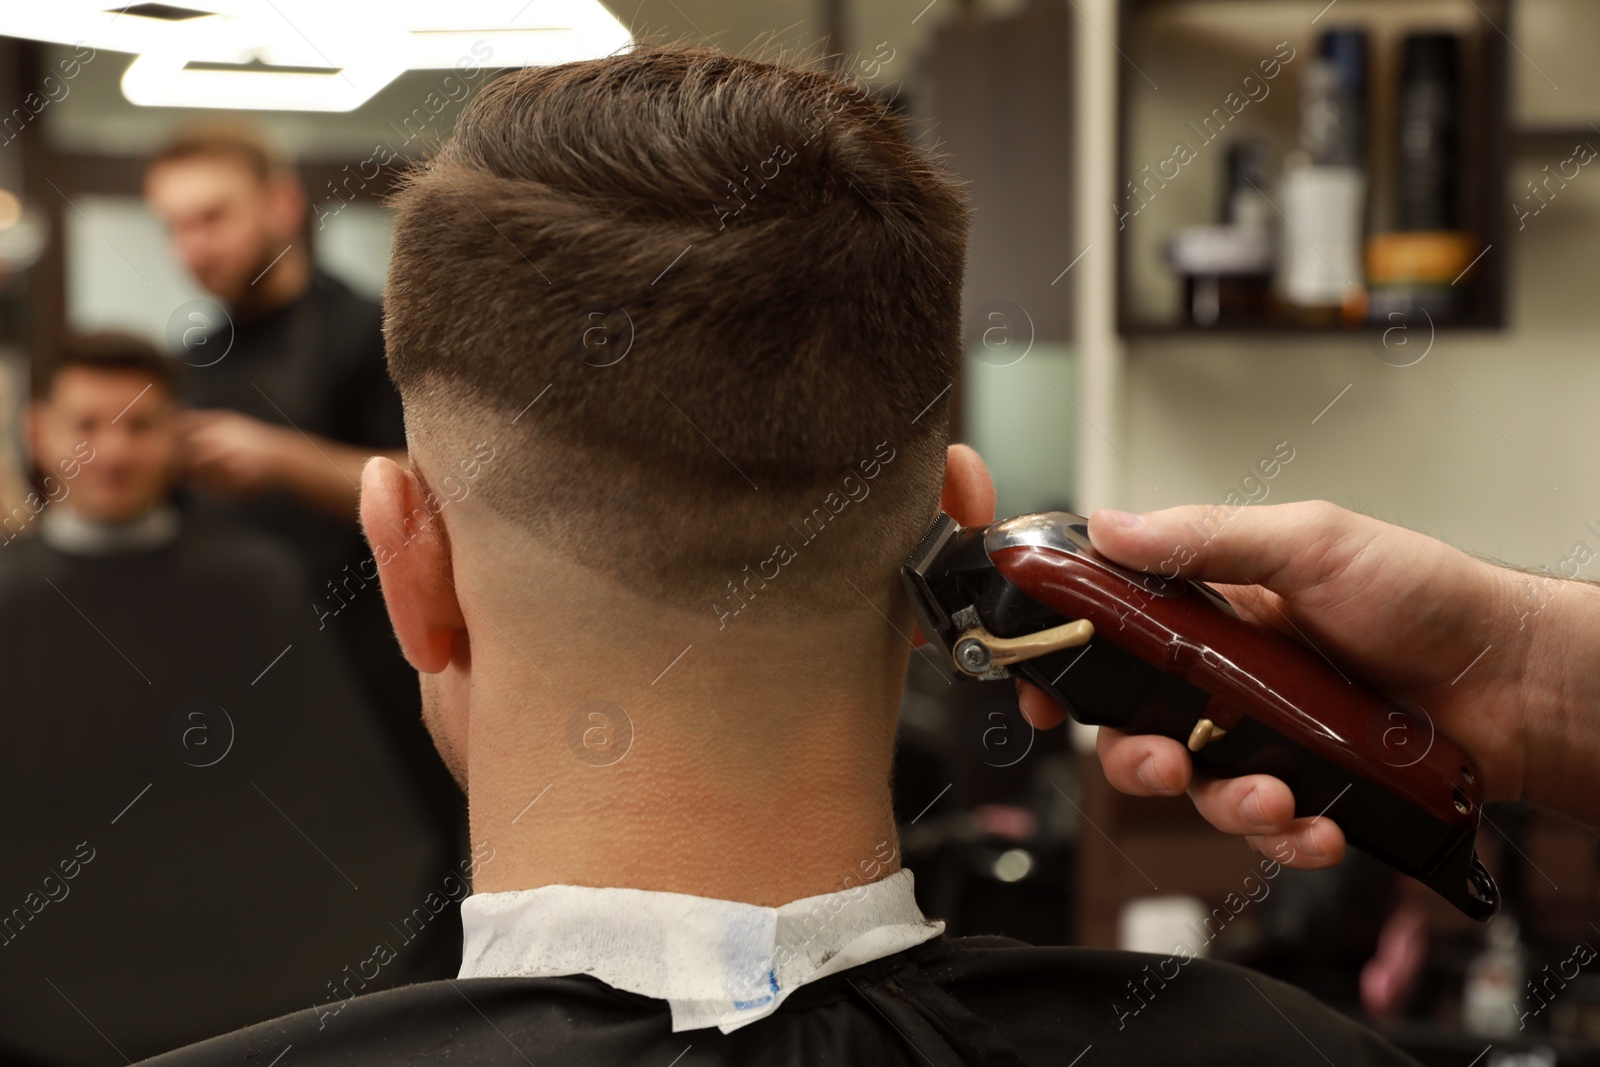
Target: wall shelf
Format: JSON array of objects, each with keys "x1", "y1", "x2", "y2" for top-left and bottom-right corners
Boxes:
[{"x1": 1113, "y1": 0, "x2": 1511, "y2": 336}]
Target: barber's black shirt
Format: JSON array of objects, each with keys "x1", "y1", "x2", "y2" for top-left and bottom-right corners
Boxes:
[{"x1": 179, "y1": 268, "x2": 403, "y2": 584}]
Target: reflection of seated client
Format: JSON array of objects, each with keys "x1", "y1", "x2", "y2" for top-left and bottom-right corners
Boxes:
[{"x1": 0, "y1": 333, "x2": 462, "y2": 1065}]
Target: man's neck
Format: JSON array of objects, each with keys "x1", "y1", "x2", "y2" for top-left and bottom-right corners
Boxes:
[
  {"x1": 461, "y1": 610, "x2": 912, "y2": 908},
  {"x1": 40, "y1": 503, "x2": 180, "y2": 556},
  {"x1": 232, "y1": 244, "x2": 312, "y2": 320}
]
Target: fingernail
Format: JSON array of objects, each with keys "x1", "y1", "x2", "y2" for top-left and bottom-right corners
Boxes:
[
  {"x1": 1296, "y1": 827, "x2": 1324, "y2": 858},
  {"x1": 1135, "y1": 757, "x2": 1162, "y2": 792},
  {"x1": 1241, "y1": 788, "x2": 1268, "y2": 828},
  {"x1": 1105, "y1": 509, "x2": 1144, "y2": 529}
]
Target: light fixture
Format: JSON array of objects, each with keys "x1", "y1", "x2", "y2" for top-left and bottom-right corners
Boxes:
[{"x1": 0, "y1": 0, "x2": 633, "y2": 111}]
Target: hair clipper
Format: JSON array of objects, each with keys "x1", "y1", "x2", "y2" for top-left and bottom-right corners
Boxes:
[{"x1": 902, "y1": 510, "x2": 1500, "y2": 921}]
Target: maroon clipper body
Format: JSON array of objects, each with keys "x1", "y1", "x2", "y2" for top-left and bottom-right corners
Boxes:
[{"x1": 902, "y1": 511, "x2": 1500, "y2": 922}]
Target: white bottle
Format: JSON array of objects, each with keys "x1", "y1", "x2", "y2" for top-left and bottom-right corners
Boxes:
[{"x1": 1462, "y1": 917, "x2": 1525, "y2": 1037}]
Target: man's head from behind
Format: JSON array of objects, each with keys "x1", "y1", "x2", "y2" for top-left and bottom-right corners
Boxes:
[
  {"x1": 362, "y1": 47, "x2": 979, "y2": 798},
  {"x1": 144, "y1": 123, "x2": 304, "y2": 304},
  {"x1": 29, "y1": 332, "x2": 179, "y2": 523}
]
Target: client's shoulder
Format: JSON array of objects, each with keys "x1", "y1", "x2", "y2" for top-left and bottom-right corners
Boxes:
[
  {"x1": 136, "y1": 975, "x2": 660, "y2": 1065},
  {"x1": 138, "y1": 939, "x2": 1422, "y2": 1067},
  {"x1": 913, "y1": 935, "x2": 1422, "y2": 1066}
]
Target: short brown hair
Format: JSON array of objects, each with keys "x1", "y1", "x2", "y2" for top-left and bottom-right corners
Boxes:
[
  {"x1": 47, "y1": 331, "x2": 176, "y2": 399},
  {"x1": 147, "y1": 121, "x2": 289, "y2": 185},
  {"x1": 385, "y1": 46, "x2": 969, "y2": 612}
]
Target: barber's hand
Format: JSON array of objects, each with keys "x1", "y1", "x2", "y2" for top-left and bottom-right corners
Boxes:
[
  {"x1": 179, "y1": 409, "x2": 294, "y2": 498},
  {"x1": 1016, "y1": 501, "x2": 1535, "y2": 870}
]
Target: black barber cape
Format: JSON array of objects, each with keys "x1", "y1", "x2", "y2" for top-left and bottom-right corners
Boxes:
[
  {"x1": 0, "y1": 523, "x2": 460, "y2": 1065},
  {"x1": 140, "y1": 933, "x2": 1421, "y2": 1065}
]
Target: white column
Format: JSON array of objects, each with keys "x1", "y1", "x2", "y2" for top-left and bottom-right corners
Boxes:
[{"x1": 1073, "y1": 0, "x2": 1126, "y2": 511}]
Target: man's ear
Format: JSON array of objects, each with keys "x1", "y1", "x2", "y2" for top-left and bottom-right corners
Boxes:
[
  {"x1": 359, "y1": 456, "x2": 466, "y2": 674},
  {"x1": 909, "y1": 444, "x2": 998, "y2": 649},
  {"x1": 940, "y1": 443, "x2": 997, "y2": 529},
  {"x1": 267, "y1": 173, "x2": 307, "y2": 241},
  {"x1": 21, "y1": 401, "x2": 41, "y2": 465}
]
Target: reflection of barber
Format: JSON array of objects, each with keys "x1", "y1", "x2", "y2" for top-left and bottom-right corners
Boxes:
[
  {"x1": 145, "y1": 125, "x2": 404, "y2": 524},
  {"x1": 143, "y1": 126, "x2": 466, "y2": 885},
  {"x1": 1019, "y1": 501, "x2": 1600, "y2": 861}
]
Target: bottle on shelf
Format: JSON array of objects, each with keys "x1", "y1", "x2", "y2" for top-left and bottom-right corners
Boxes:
[
  {"x1": 1366, "y1": 31, "x2": 1479, "y2": 326},
  {"x1": 1461, "y1": 915, "x2": 1526, "y2": 1038},
  {"x1": 1163, "y1": 139, "x2": 1275, "y2": 327},
  {"x1": 1278, "y1": 27, "x2": 1370, "y2": 327}
]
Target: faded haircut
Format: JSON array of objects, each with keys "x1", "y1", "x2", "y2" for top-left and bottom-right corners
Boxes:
[{"x1": 383, "y1": 45, "x2": 969, "y2": 614}]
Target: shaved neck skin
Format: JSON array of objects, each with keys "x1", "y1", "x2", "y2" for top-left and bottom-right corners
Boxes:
[
  {"x1": 364, "y1": 440, "x2": 993, "y2": 906},
  {"x1": 416, "y1": 498, "x2": 908, "y2": 906}
]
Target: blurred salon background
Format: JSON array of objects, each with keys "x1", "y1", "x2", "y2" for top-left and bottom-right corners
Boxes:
[{"x1": 0, "y1": 1, "x2": 1597, "y2": 1064}]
